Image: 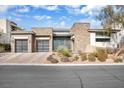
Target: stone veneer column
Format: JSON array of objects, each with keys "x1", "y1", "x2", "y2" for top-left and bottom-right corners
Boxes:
[{"x1": 70, "y1": 23, "x2": 90, "y2": 53}]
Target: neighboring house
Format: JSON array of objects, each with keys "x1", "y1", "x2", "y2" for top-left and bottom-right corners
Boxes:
[
  {"x1": 0, "y1": 19, "x2": 22, "y2": 44},
  {"x1": 11, "y1": 23, "x2": 122, "y2": 53}
]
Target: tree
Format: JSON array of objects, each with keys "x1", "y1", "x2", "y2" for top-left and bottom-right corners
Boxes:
[{"x1": 96, "y1": 5, "x2": 124, "y2": 32}]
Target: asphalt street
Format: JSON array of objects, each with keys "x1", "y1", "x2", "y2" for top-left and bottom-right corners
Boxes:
[{"x1": 0, "y1": 65, "x2": 124, "y2": 88}]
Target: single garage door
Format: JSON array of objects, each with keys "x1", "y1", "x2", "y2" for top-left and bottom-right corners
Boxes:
[
  {"x1": 15, "y1": 39, "x2": 28, "y2": 53},
  {"x1": 37, "y1": 40, "x2": 49, "y2": 52}
]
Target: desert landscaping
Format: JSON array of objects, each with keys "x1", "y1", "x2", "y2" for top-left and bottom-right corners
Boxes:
[{"x1": 45, "y1": 46, "x2": 124, "y2": 64}]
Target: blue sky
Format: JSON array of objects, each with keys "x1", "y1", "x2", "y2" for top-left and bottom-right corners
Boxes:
[{"x1": 0, "y1": 5, "x2": 105, "y2": 30}]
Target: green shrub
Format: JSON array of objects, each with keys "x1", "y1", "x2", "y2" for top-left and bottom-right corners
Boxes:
[
  {"x1": 96, "y1": 48, "x2": 108, "y2": 62},
  {"x1": 114, "y1": 58, "x2": 123, "y2": 63},
  {"x1": 73, "y1": 55, "x2": 79, "y2": 61},
  {"x1": 88, "y1": 53, "x2": 96, "y2": 62},
  {"x1": 57, "y1": 46, "x2": 71, "y2": 57},
  {"x1": 0, "y1": 45, "x2": 5, "y2": 52},
  {"x1": 80, "y1": 53, "x2": 87, "y2": 61},
  {"x1": 0, "y1": 43, "x2": 10, "y2": 52}
]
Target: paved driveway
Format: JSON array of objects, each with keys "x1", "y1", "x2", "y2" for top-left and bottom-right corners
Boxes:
[
  {"x1": 0, "y1": 65, "x2": 124, "y2": 88},
  {"x1": 0, "y1": 53, "x2": 48, "y2": 64}
]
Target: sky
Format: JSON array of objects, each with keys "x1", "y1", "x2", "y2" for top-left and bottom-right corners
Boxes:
[{"x1": 0, "y1": 5, "x2": 106, "y2": 30}]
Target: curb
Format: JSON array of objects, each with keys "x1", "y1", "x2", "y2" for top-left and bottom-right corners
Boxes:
[{"x1": 0, "y1": 63, "x2": 124, "y2": 66}]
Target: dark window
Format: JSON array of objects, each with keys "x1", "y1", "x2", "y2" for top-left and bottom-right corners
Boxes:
[
  {"x1": 96, "y1": 32, "x2": 110, "y2": 37},
  {"x1": 53, "y1": 37, "x2": 71, "y2": 50},
  {"x1": 96, "y1": 38, "x2": 110, "y2": 42}
]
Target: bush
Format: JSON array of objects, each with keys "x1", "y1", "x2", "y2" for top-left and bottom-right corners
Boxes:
[
  {"x1": 57, "y1": 46, "x2": 71, "y2": 57},
  {"x1": 80, "y1": 53, "x2": 87, "y2": 61},
  {"x1": 0, "y1": 43, "x2": 10, "y2": 52},
  {"x1": 106, "y1": 48, "x2": 115, "y2": 54},
  {"x1": 4, "y1": 44, "x2": 11, "y2": 51},
  {"x1": 96, "y1": 48, "x2": 108, "y2": 62},
  {"x1": 73, "y1": 55, "x2": 79, "y2": 61},
  {"x1": 114, "y1": 58, "x2": 123, "y2": 63},
  {"x1": 88, "y1": 53, "x2": 96, "y2": 62},
  {"x1": 0, "y1": 46, "x2": 5, "y2": 53}
]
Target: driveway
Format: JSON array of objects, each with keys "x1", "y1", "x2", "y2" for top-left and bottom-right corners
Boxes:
[
  {"x1": 0, "y1": 53, "x2": 49, "y2": 64},
  {"x1": 0, "y1": 65, "x2": 124, "y2": 88}
]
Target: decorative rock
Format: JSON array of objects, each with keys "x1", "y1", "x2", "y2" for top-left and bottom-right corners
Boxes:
[
  {"x1": 47, "y1": 55, "x2": 59, "y2": 63},
  {"x1": 60, "y1": 57, "x2": 70, "y2": 62}
]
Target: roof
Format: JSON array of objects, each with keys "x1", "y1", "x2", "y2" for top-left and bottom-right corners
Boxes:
[
  {"x1": 11, "y1": 31, "x2": 35, "y2": 35},
  {"x1": 88, "y1": 29, "x2": 120, "y2": 33},
  {"x1": 53, "y1": 28, "x2": 70, "y2": 32}
]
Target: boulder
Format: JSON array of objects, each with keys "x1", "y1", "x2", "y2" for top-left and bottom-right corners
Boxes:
[
  {"x1": 47, "y1": 55, "x2": 59, "y2": 63},
  {"x1": 60, "y1": 57, "x2": 70, "y2": 62}
]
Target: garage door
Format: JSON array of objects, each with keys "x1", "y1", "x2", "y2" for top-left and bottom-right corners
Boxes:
[
  {"x1": 15, "y1": 39, "x2": 28, "y2": 53},
  {"x1": 37, "y1": 40, "x2": 49, "y2": 52}
]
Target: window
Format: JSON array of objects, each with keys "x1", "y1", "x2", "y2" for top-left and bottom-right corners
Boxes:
[
  {"x1": 53, "y1": 37, "x2": 71, "y2": 50},
  {"x1": 96, "y1": 38, "x2": 110, "y2": 42},
  {"x1": 96, "y1": 32, "x2": 110, "y2": 37}
]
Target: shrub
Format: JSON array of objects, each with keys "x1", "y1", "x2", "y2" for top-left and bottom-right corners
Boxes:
[
  {"x1": 114, "y1": 58, "x2": 123, "y2": 63},
  {"x1": 4, "y1": 44, "x2": 11, "y2": 51},
  {"x1": 88, "y1": 53, "x2": 96, "y2": 62},
  {"x1": 80, "y1": 53, "x2": 87, "y2": 61},
  {"x1": 0, "y1": 43, "x2": 10, "y2": 52},
  {"x1": 57, "y1": 46, "x2": 71, "y2": 57},
  {"x1": 0, "y1": 45, "x2": 5, "y2": 53},
  {"x1": 106, "y1": 48, "x2": 115, "y2": 54},
  {"x1": 74, "y1": 55, "x2": 79, "y2": 61},
  {"x1": 96, "y1": 48, "x2": 108, "y2": 62}
]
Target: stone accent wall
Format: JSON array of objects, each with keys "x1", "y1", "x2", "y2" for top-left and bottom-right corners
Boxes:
[{"x1": 70, "y1": 23, "x2": 90, "y2": 53}]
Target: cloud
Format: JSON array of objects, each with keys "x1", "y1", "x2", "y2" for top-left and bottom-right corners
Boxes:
[
  {"x1": 32, "y1": 5, "x2": 58, "y2": 11},
  {"x1": 15, "y1": 18, "x2": 22, "y2": 21},
  {"x1": 33, "y1": 15, "x2": 52, "y2": 21},
  {"x1": 0, "y1": 5, "x2": 15, "y2": 13},
  {"x1": 80, "y1": 5, "x2": 106, "y2": 16},
  {"x1": 79, "y1": 17, "x2": 102, "y2": 28},
  {"x1": 16, "y1": 6, "x2": 30, "y2": 13},
  {"x1": 60, "y1": 21, "x2": 65, "y2": 27},
  {"x1": 64, "y1": 5, "x2": 106, "y2": 16}
]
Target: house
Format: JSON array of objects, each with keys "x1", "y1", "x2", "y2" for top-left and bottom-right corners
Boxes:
[
  {"x1": 0, "y1": 19, "x2": 22, "y2": 44},
  {"x1": 11, "y1": 22, "x2": 122, "y2": 53}
]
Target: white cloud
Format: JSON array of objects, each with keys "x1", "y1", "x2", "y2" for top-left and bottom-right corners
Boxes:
[
  {"x1": 17, "y1": 6, "x2": 30, "y2": 13},
  {"x1": 0, "y1": 5, "x2": 15, "y2": 13},
  {"x1": 15, "y1": 18, "x2": 22, "y2": 21},
  {"x1": 80, "y1": 5, "x2": 106, "y2": 16},
  {"x1": 33, "y1": 15, "x2": 52, "y2": 21},
  {"x1": 65, "y1": 5, "x2": 106, "y2": 16},
  {"x1": 79, "y1": 17, "x2": 102, "y2": 28},
  {"x1": 32, "y1": 5, "x2": 58, "y2": 11},
  {"x1": 60, "y1": 21, "x2": 65, "y2": 27}
]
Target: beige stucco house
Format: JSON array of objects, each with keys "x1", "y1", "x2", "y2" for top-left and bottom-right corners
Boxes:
[{"x1": 11, "y1": 23, "x2": 121, "y2": 53}]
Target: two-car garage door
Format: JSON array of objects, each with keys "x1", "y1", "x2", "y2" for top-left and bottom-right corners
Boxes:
[{"x1": 15, "y1": 39, "x2": 49, "y2": 52}]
